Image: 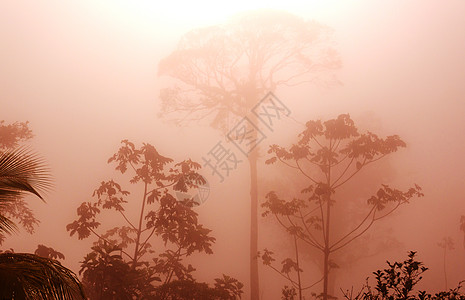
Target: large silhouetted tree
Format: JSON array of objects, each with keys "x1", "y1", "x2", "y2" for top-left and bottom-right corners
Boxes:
[
  {"x1": 159, "y1": 10, "x2": 341, "y2": 299},
  {"x1": 260, "y1": 114, "x2": 423, "y2": 300}
]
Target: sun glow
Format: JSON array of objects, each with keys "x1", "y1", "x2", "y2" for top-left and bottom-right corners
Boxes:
[{"x1": 82, "y1": 0, "x2": 345, "y2": 37}]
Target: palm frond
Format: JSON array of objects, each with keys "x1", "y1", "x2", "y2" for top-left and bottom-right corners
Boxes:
[
  {"x1": 0, "y1": 149, "x2": 81, "y2": 299},
  {"x1": 0, "y1": 252, "x2": 85, "y2": 299},
  {"x1": 0, "y1": 147, "x2": 52, "y2": 235},
  {"x1": 0, "y1": 214, "x2": 17, "y2": 235},
  {"x1": 0, "y1": 147, "x2": 52, "y2": 201}
]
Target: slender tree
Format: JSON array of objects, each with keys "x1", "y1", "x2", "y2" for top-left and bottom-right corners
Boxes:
[
  {"x1": 460, "y1": 216, "x2": 465, "y2": 249},
  {"x1": 159, "y1": 10, "x2": 341, "y2": 299},
  {"x1": 261, "y1": 114, "x2": 423, "y2": 299},
  {"x1": 68, "y1": 140, "x2": 242, "y2": 298},
  {"x1": 437, "y1": 236, "x2": 454, "y2": 290}
]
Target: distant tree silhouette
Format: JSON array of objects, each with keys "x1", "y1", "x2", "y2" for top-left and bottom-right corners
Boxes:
[
  {"x1": 460, "y1": 216, "x2": 465, "y2": 249},
  {"x1": 260, "y1": 114, "x2": 423, "y2": 299},
  {"x1": 437, "y1": 236, "x2": 455, "y2": 290},
  {"x1": 0, "y1": 120, "x2": 33, "y2": 151},
  {"x1": 342, "y1": 251, "x2": 465, "y2": 300},
  {"x1": 34, "y1": 244, "x2": 65, "y2": 260},
  {"x1": 159, "y1": 10, "x2": 341, "y2": 299},
  {"x1": 0, "y1": 148, "x2": 84, "y2": 299},
  {"x1": 67, "y1": 140, "x2": 242, "y2": 299}
]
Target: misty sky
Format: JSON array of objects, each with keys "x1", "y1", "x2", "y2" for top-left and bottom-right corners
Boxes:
[{"x1": 1, "y1": 1, "x2": 465, "y2": 299}]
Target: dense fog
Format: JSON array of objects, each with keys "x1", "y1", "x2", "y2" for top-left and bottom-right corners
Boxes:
[{"x1": 1, "y1": 1, "x2": 464, "y2": 299}]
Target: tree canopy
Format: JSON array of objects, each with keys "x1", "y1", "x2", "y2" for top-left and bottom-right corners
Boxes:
[
  {"x1": 68, "y1": 140, "x2": 242, "y2": 299},
  {"x1": 159, "y1": 11, "x2": 341, "y2": 299},
  {"x1": 261, "y1": 114, "x2": 423, "y2": 299},
  {"x1": 159, "y1": 10, "x2": 341, "y2": 132}
]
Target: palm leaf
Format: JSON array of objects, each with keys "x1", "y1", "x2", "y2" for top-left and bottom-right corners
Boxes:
[
  {"x1": 0, "y1": 252, "x2": 85, "y2": 299},
  {"x1": 0, "y1": 214, "x2": 17, "y2": 235},
  {"x1": 0, "y1": 147, "x2": 52, "y2": 200},
  {"x1": 0, "y1": 147, "x2": 52, "y2": 235},
  {"x1": 0, "y1": 149, "x2": 84, "y2": 299}
]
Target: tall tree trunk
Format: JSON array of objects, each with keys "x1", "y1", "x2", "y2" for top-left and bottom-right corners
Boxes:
[
  {"x1": 246, "y1": 80, "x2": 260, "y2": 300},
  {"x1": 294, "y1": 235, "x2": 302, "y2": 300},
  {"x1": 323, "y1": 245, "x2": 330, "y2": 300},
  {"x1": 249, "y1": 150, "x2": 259, "y2": 300},
  {"x1": 323, "y1": 157, "x2": 332, "y2": 300},
  {"x1": 323, "y1": 163, "x2": 332, "y2": 300},
  {"x1": 328, "y1": 266, "x2": 338, "y2": 297},
  {"x1": 132, "y1": 181, "x2": 148, "y2": 268},
  {"x1": 443, "y1": 246, "x2": 448, "y2": 290}
]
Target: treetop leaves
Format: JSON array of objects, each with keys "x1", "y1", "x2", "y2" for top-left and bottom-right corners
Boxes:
[
  {"x1": 367, "y1": 184, "x2": 424, "y2": 211},
  {"x1": 71, "y1": 140, "x2": 219, "y2": 297},
  {"x1": 323, "y1": 114, "x2": 358, "y2": 140}
]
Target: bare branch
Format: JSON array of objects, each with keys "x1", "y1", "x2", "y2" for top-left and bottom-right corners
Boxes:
[
  {"x1": 330, "y1": 205, "x2": 376, "y2": 250},
  {"x1": 296, "y1": 160, "x2": 319, "y2": 185}
]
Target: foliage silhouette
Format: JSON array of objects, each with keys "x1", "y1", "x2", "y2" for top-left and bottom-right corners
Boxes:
[
  {"x1": 68, "y1": 140, "x2": 242, "y2": 299},
  {"x1": 34, "y1": 244, "x2": 65, "y2": 260},
  {"x1": 0, "y1": 121, "x2": 40, "y2": 244},
  {"x1": 260, "y1": 114, "x2": 423, "y2": 299},
  {"x1": 0, "y1": 147, "x2": 85, "y2": 299},
  {"x1": 0, "y1": 120, "x2": 33, "y2": 151},
  {"x1": 159, "y1": 10, "x2": 341, "y2": 299},
  {"x1": 0, "y1": 147, "x2": 51, "y2": 235},
  {"x1": 79, "y1": 241, "x2": 157, "y2": 299},
  {"x1": 0, "y1": 252, "x2": 85, "y2": 300},
  {"x1": 342, "y1": 251, "x2": 465, "y2": 300},
  {"x1": 156, "y1": 275, "x2": 244, "y2": 299}
]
